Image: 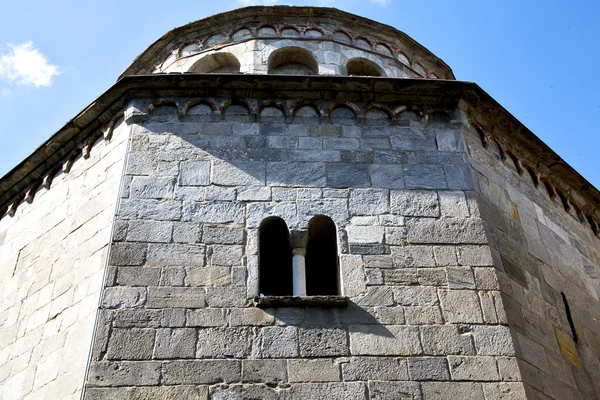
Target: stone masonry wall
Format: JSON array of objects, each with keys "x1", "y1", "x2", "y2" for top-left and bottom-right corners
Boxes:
[
  {"x1": 84, "y1": 98, "x2": 525, "y2": 399},
  {"x1": 0, "y1": 119, "x2": 129, "y2": 400},
  {"x1": 464, "y1": 122, "x2": 600, "y2": 399}
]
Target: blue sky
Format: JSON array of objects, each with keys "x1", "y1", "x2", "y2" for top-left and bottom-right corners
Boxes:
[{"x1": 0, "y1": 0, "x2": 598, "y2": 188}]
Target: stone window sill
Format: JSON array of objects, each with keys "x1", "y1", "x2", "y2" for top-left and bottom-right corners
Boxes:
[{"x1": 252, "y1": 295, "x2": 349, "y2": 308}]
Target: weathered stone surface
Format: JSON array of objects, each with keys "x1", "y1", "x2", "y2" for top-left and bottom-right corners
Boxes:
[
  {"x1": 105, "y1": 328, "x2": 155, "y2": 360},
  {"x1": 119, "y1": 199, "x2": 182, "y2": 220},
  {"x1": 203, "y1": 226, "x2": 244, "y2": 244},
  {"x1": 327, "y1": 164, "x2": 370, "y2": 188},
  {"x1": 370, "y1": 165, "x2": 405, "y2": 189},
  {"x1": 405, "y1": 306, "x2": 443, "y2": 325},
  {"x1": 349, "y1": 325, "x2": 421, "y2": 355},
  {"x1": 186, "y1": 309, "x2": 227, "y2": 327},
  {"x1": 84, "y1": 386, "x2": 209, "y2": 400},
  {"x1": 162, "y1": 360, "x2": 241, "y2": 384},
  {"x1": 87, "y1": 361, "x2": 161, "y2": 387},
  {"x1": 347, "y1": 226, "x2": 384, "y2": 244},
  {"x1": 180, "y1": 161, "x2": 210, "y2": 186},
  {"x1": 262, "y1": 326, "x2": 299, "y2": 358},
  {"x1": 242, "y1": 359, "x2": 287, "y2": 384},
  {"x1": 212, "y1": 160, "x2": 265, "y2": 186},
  {"x1": 247, "y1": 202, "x2": 297, "y2": 228},
  {"x1": 408, "y1": 357, "x2": 450, "y2": 380},
  {"x1": 289, "y1": 359, "x2": 341, "y2": 382},
  {"x1": 237, "y1": 186, "x2": 272, "y2": 201},
  {"x1": 300, "y1": 327, "x2": 348, "y2": 357},
  {"x1": 406, "y1": 217, "x2": 487, "y2": 244},
  {"x1": 340, "y1": 255, "x2": 367, "y2": 297},
  {"x1": 421, "y1": 382, "x2": 484, "y2": 399},
  {"x1": 404, "y1": 165, "x2": 446, "y2": 189},
  {"x1": 183, "y1": 201, "x2": 245, "y2": 223},
  {"x1": 290, "y1": 382, "x2": 367, "y2": 400},
  {"x1": 342, "y1": 357, "x2": 408, "y2": 381},
  {"x1": 390, "y1": 190, "x2": 439, "y2": 217},
  {"x1": 102, "y1": 287, "x2": 146, "y2": 309},
  {"x1": 154, "y1": 328, "x2": 196, "y2": 359},
  {"x1": 368, "y1": 381, "x2": 421, "y2": 400},
  {"x1": 130, "y1": 177, "x2": 175, "y2": 199},
  {"x1": 228, "y1": 308, "x2": 274, "y2": 326},
  {"x1": 392, "y1": 286, "x2": 438, "y2": 306},
  {"x1": 420, "y1": 325, "x2": 475, "y2": 355},
  {"x1": 457, "y1": 245, "x2": 494, "y2": 266},
  {"x1": 267, "y1": 162, "x2": 326, "y2": 187},
  {"x1": 448, "y1": 356, "x2": 500, "y2": 381},
  {"x1": 146, "y1": 287, "x2": 205, "y2": 308},
  {"x1": 482, "y1": 383, "x2": 527, "y2": 400},
  {"x1": 356, "y1": 287, "x2": 394, "y2": 306},
  {"x1": 446, "y1": 267, "x2": 476, "y2": 289},
  {"x1": 438, "y1": 190, "x2": 469, "y2": 217},
  {"x1": 146, "y1": 243, "x2": 205, "y2": 267},
  {"x1": 438, "y1": 290, "x2": 483, "y2": 323},
  {"x1": 109, "y1": 243, "x2": 147, "y2": 266},
  {"x1": 472, "y1": 325, "x2": 515, "y2": 356},
  {"x1": 196, "y1": 327, "x2": 254, "y2": 358},
  {"x1": 391, "y1": 246, "x2": 435, "y2": 267},
  {"x1": 349, "y1": 189, "x2": 389, "y2": 215},
  {"x1": 297, "y1": 198, "x2": 349, "y2": 226},
  {"x1": 126, "y1": 220, "x2": 173, "y2": 243}
]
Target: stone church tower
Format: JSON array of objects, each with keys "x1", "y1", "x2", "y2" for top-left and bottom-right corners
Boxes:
[{"x1": 1, "y1": 6, "x2": 599, "y2": 400}]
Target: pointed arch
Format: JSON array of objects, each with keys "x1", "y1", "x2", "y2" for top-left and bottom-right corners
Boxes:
[{"x1": 305, "y1": 216, "x2": 339, "y2": 296}]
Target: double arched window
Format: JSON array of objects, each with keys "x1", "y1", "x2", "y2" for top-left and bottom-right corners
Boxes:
[{"x1": 258, "y1": 215, "x2": 339, "y2": 296}]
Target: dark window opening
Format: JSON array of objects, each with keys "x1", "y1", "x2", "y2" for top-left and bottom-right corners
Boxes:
[
  {"x1": 305, "y1": 215, "x2": 339, "y2": 295},
  {"x1": 561, "y1": 292, "x2": 578, "y2": 343},
  {"x1": 259, "y1": 217, "x2": 293, "y2": 296}
]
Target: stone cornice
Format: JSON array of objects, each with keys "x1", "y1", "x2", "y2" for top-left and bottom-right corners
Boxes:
[{"x1": 0, "y1": 74, "x2": 598, "y2": 232}]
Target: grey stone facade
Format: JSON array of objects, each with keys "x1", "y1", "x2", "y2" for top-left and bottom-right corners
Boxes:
[{"x1": 0, "y1": 6, "x2": 599, "y2": 400}]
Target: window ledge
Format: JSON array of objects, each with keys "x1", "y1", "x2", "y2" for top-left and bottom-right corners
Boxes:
[{"x1": 252, "y1": 295, "x2": 349, "y2": 308}]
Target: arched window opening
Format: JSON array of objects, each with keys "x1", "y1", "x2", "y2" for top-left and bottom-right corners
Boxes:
[
  {"x1": 268, "y1": 47, "x2": 319, "y2": 75},
  {"x1": 305, "y1": 216, "x2": 339, "y2": 295},
  {"x1": 259, "y1": 217, "x2": 293, "y2": 296},
  {"x1": 346, "y1": 58, "x2": 384, "y2": 77},
  {"x1": 189, "y1": 53, "x2": 241, "y2": 73}
]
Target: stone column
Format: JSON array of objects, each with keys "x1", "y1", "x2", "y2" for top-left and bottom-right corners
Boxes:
[{"x1": 292, "y1": 248, "x2": 307, "y2": 296}]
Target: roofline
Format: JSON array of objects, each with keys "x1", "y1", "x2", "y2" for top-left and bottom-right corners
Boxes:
[
  {"x1": 0, "y1": 73, "x2": 597, "y2": 219},
  {"x1": 119, "y1": 6, "x2": 455, "y2": 80}
]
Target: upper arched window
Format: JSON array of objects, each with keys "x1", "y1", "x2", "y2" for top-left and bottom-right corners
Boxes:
[
  {"x1": 268, "y1": 47, "x2": 319, "y2": 75},
  {"x1": 259, "y1": 217, "x2": 293, "y2": 296},
  {"x1": 346, "y1": 58, "x2": 385, "y2": 77},
  {"x1": 189, "y1": 53, "x2": 241, "y2": 73},
  {"x1": 305, "y1": 216, "x2": 339, "y2": 295}
]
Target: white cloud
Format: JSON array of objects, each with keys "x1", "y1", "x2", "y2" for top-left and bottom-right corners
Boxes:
[
  {"x1": 0, "y1": 42, "x2": 60, "y2": 87},
  {"x1": 369, "y1": 0, "x2": 391, "y2": 5},
  {"x1": 236, "y1": 0, "x2": 279, "y2": 5}
]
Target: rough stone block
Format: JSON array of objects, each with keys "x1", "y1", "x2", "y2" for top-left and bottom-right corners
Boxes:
[
  {"x1": 228, "y1": 308, "x2": 274, "y2": 326},
  {"x1": 297, "y1": 198, "x2": 349, "y2": 226},
  {"x1": 204, "y1": 186, "x2": 236, "y2": 201},
  {"x1": 408, "y1": 357, "x2": 450, "y2": 380},
  {"x1": 349, "y1": 325, "x2": 421, "y2": 355},
  {"x1": 183, "y1": 201, "x2": 245, "y2": 224},
  {"x1": 87, "y1": 361, "x2": 161, "y2": 387},
  {"x1": 356, "y1": 287, "x2": 394, "y2": 306},
  {"x1": 262, "y1": 326, "x2": 298, "y2": 358},
  {"x1": 406, "y1": 217, "x2": 487, "y2": 244},
  {"x1": 267, "y1": 162, "x2": 326, "y2": 187},
  {"x1": 154, "y1": 328, "x2": 196, "y2": 359},
  {"x1": 327, "y1": 164, "x2": 370, "y2": 188},
  {"x1": 186, "y1": 266, "x2": 230, "y2": 286},
  {"x1": 446, "y1": 267, "x2": 476, "y2": 289},
  {"x1": 384, "y1": 227, "x2": 408, "y2": 245},
  {"x1": 404, "y1": 306, "x2": 443, "y2": 325},
  {"x1": 237, "y1": 186, "x2": 272, "y2": 201},
  {"x1": 146, "y1": 287, "x2": 205, "y2": 308},
  {"x1": 340, "y1": 255, "x2": 367, "y2": 297},
  {"x1": 290, "y1": 383, "x2": 367, "y2": 400},
  {"x1": 364, "y1": 255, "x2": 393, "y2": 269},
  {"x1": 342, "y1": 357, "x2": 408, "y2": 381},
  {"x1": 186, "y1": 309, "x2": 227, "y2": 327},
  {"x1": 290, "y1": 150, "x2": 341, "y2": 162},
  {"x1": 105, "y1": 328, "x2": 155, "y2": 360},
  {"x1": 210, "y1": 245, "x2": 243, "y2": 266},
  {"x1": 203, "y1": 226, "x2": 244, "y2": 245},
  {"x1": 347, "y1": 226, "x2": 384, "y2": 244},
  {"x1": 390, "y1": 190, "x2": 439, "y2": 217},
  {"x1": 180, "y1": 161, "x2": 210, "y2": 186},
  {"x1": 109, "y1": 242, "x2": 147, "y2": 266},
  {"x1": 341, "y1": 150, "x2": 374, "y2": 164},
  {"x1": 370, "y1": 165, "x2": 405, "y2": 189},
  {"x1": 392, "y1": 286, "x2": 439, "y2": 306},
  {"x1": 247, "y1": 202, "x2": 297, "y2": 228},
  {"x1": 349, "y1": 189, "x2": 389, "y2": 215},
  {"x1": 197, "y1": 327, "x2": 253, "y2": 358},
  {"x1": 497, "y1": 357, "x2": 521, "y2": 381},
  {"x1": 439, "y1": 190, "x2": 470, "y2": 218},
  {"x1": 205, "y1": 287, "x2": 246, "y2": 307},
  {"x1": 310, "y1": 125, "x2": 343, "y2": 137},
  {"x1": 101, "y1": 287, "x2": 146, "y2": 309},
  {"x1": 448, "y1": 356, "x2": 500, "y2": 381},
  {"x1": 289, "y1": 359, "x2": 341, "y2": 382},
  {"x1": 472, "y1": 325, "x2": 515, "y2": 356},
  {"x1": 482, "y1": 383, "x2": 527, "y2": 400},
  {"x1": 391, "y1": 246, "x2": 435, "y2": 267},
  {"x1": 116, "y1": 267, "x2": 161, "y2": 287},
  {"x1": 242, "y1": 359, "x2": 287, "y2": 384},
  {"x1": 445, "y1": 165, "x2": 474, "y2": 190},
  {"x1": 299, "y1": 327, "x2": 348, "y2": 357},
  {"x1": 421, "y1": 382, "x2": 484, "y2": 399},
  {"x1": 146, "y1": 243, "x2": 205, "y2": 267},
  {"x1": 473, "y1": 268, "x2": 500, "y2": 290},
  {"x1": 439, "y1": 289, "x2": 483, "y2": 323},
  {"x1": 368, "y1": 381, "x2": 421, "y2": 400},
  {"x1": 404, "y1": 165, "x2": 447, "y2": 189},
  {"x1": 383, "y1": 269, "x2": 418, "y2": 286},
  {"x1": 130, "y1": 177, "x2": 175, "y2": 199},
  {"x1": 161, "y1": 360, "x2": 241, "y2": 384},
  {"x1": 420, "y1": 325, "x2": 475, "y2": 355},
  {"x1": 457, "y1": 245, "x2": 494, "y2": 266},
  {"x1": 127, "y1": 220, "x2": 173, "y2": 243},
  {"x1": 212, "y1": 160, "x2": 265, "y2": 186}
]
